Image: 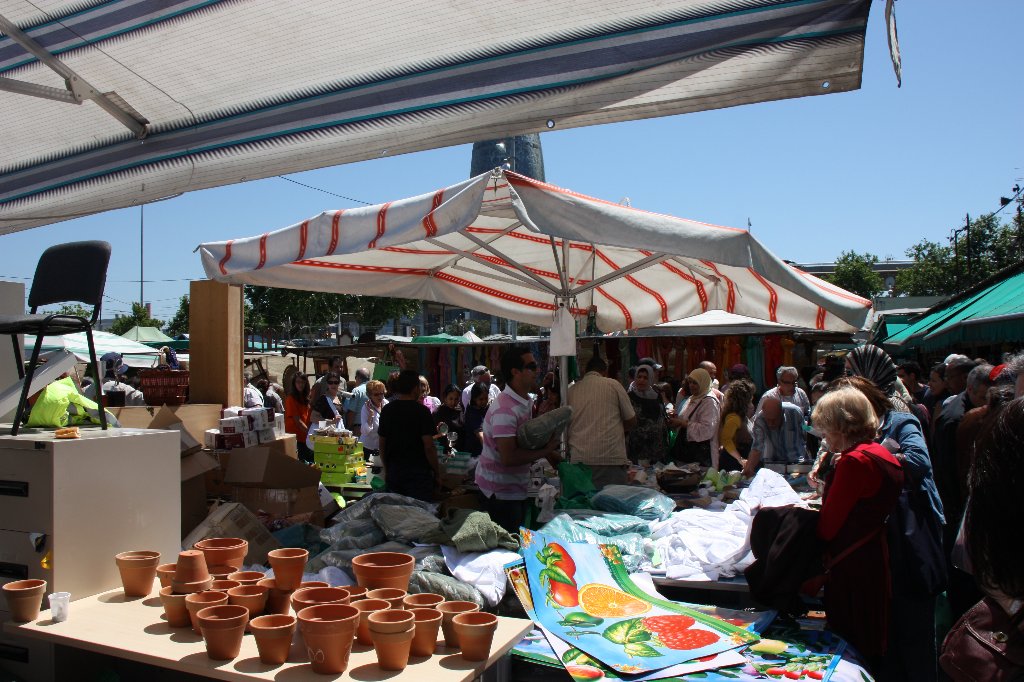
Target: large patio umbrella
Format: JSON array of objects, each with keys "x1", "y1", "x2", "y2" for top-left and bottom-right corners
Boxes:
[{"x1": 198, "y1": 170, "x2": 870, "y2": 362}]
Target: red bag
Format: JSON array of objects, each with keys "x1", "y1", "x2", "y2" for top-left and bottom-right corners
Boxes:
[{"x1": 940, "y1": 597, "x2": 1024, "y2": 681}]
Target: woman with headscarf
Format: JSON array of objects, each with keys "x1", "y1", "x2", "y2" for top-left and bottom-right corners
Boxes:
[
  {"x1": 626, "y1": 364, "x2": 668, "y2": 464},
  {"x1": 667, "y1": 368, "x2": 721, "y2": 468}
]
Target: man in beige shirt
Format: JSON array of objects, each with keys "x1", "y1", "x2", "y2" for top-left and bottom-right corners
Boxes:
[{"x1": 567, "y1": 355, "x2": 637, "y2": 490}]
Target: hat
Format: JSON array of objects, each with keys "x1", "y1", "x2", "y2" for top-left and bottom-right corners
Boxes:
[
  {"x1": 471, "y1": 365, "x2": 489, "y2": 377},
  {"x1": 728, "y1": 363, "x2": 749, "y2": 378},
  {"x1": 100, "y1": 352, "x2": 127, "y2": 375},
  {"x1": 637, "y1": 357, "x2": 663, "y2": 371}
]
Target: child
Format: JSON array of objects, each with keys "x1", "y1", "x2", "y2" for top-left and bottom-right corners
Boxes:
[{"x1": 458, "y1": 382, "x2": 489, "y2": 457}]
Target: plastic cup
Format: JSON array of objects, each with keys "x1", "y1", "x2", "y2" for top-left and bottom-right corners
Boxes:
[{"x1": 48, "y1": 592, "x2": 71, "y2": 622}]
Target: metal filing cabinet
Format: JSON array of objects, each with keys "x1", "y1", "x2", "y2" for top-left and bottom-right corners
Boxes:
[{"x1": 0, "y1": 428, "x2": 180, "y2": 681}]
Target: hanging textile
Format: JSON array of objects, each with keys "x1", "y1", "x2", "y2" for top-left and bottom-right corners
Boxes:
[{"x1": 744, "y1": 336, "x2": 766, "y2": 394}]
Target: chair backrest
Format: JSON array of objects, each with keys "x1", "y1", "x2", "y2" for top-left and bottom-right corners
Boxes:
[{"x1": 27, "y1": 241, "x2": 112, "y2": 323}]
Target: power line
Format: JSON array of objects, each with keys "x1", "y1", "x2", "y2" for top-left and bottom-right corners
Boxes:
[{"x1": 277, "y1": 176, "x2": 373, "y2": 205}]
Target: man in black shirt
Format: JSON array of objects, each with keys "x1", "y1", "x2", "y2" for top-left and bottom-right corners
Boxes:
[{"x1": 378, "y1": 369, "x2": 441, "y2": 501}]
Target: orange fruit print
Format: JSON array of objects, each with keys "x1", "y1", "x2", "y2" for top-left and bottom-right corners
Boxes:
[{"x1": 577, "y1": 584, "x2": 651, "y2": 618}]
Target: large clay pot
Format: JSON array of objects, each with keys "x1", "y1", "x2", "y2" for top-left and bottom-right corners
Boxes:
[
  {"x1": 227, "y1": 584, "x2": 268, "y2": 628},
  {"x1": 184, "y1": 591, "x2": 228, "y2": 634},
  {"x1": 350, "y1": 552, "x2": 414, "y2": 590},
  {"x1": 297, "y1": 603, "x2": 359, "y2": 675},
  {"x1": 249, "y1": 614, "x2": 296, "y2": 665},
  {"x1": 2, "y1": 579, "x2": 46, "y2": 623},
  {"x1": 210, "y1": 579, "x2": 242, "y2": 592},
  {"x1": 156, "y1": 563, "x2": 177, "y2": 588},
  {"x1": 370, "y1": 627, "x2": 415, "y2": 671},
  {"x1": 193, "y1": 537, "x2": 248, "y2": 570},
  {"x1": 158, "y1": 586, "x2": 191, "y2": 628},
  {"x1": 196, "y1": 604, "x2": 249, "y2": 660},
  {"x1": 257, "y1": 578, "x2": 294, "y2": 616},
  {"x1": 452, "y1": 612, "x2": 498, "y2": 661},
  {"x1": 229, "y1": 571, "x2": 267, "y2": 586},
  {"x1": 408, "y1": 608, "x2": 443, "y2": 657},
  {"x1": 172, "y1": 550, "x2": 209, "y2": 585},
  {"x1": 351, "y1": 598, "x2": 391, "y2": 645},
  {"x1": 290, "y1": 586, "x2": 349, "y2": 614},
  {"x1": 367, "y1": 608, "x2": 414, "y2": 634},
  {"x1": 366, "y1": 588, "x2": 406, "y2": 610},
  {"x1": 403, "y1": 592, "x2": 444, "y2": 610},
  {"x1": 267, "y1": 548, "x2": 308, "y2": 590},
  {"x1": 207, "y1": 565, "x2": 237, "y2": 581},
  {"x1": 436, "y1": 601, "x2": 480, "y2": 647},
  {"x1": 115, "y1": 550, "x2": 160, "y2": 597}
]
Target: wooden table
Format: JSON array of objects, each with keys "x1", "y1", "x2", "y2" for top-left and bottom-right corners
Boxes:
[{"x1": 5, "y1": 589, "x2": 532, "y2": 681}]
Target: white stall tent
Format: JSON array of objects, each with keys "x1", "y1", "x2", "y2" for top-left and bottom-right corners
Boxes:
[{"x1": 25, "y1": 331, "x2": 161, "y2": 368}]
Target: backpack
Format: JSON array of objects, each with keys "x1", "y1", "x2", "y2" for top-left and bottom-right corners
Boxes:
[{"x1": 940, "y1": 597, "x2": 1024, "y2": 681}]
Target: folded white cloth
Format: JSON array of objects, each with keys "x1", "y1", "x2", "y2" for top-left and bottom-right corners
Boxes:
[{"x1": 441, "y1": 545, "x2": 521, "y2": 607}]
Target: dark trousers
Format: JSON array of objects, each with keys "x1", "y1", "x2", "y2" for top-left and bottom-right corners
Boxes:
[
  {"x1": 879, "y1": 593, "x2": 937, "y2": 682},
  {"x1": 297, "y1": 442, "x2": 313, "y2": 464},
  {"x1": 483, "y1": 495, "x2": 529, "y2": 535}
]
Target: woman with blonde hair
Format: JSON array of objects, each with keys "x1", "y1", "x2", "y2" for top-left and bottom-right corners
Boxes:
[{"x1": 813, "y1": 387, "x2": 904, "y2": 670}]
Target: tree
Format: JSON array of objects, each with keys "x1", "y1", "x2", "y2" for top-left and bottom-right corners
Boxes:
[
  {"x1": 893, "y1": 239, "x2": 955, "y2": 296},
  {"x1": 36, "y1": 303, "x2": 92, "y2": 318},
  {"x1": 165, "y1": 295, "x2": 189, "y2": 337},
  {"x1": 109, "y1": 302, "x2": 164, "y2": 336},
  {"x1": 243, "y1": 286, "x2": 419, "y2": 336},
  {"x1": 825, "y1": 251, "x2": 885, "y2": 299}
]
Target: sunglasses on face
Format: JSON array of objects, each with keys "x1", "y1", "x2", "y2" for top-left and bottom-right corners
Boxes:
[{"x1": 523, "y1": 362, "x2": 538, "y2": 371}]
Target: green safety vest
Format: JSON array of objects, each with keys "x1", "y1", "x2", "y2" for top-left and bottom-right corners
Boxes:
[{"x1": 27, "y1": 377, "x2": 119, "y2": 428}]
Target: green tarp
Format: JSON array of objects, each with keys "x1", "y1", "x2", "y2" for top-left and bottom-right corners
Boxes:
[{"x1": 120, "y1": 325, "x2": 173, "y2": 343}]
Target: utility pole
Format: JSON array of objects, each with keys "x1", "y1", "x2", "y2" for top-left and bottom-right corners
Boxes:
[{"x1": 139, "y1": 204, "x2": 144, "y2": 305}]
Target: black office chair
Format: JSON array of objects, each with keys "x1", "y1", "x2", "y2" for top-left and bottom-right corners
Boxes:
[{"x1": 0, "y1": 241, "x2": 111, "y2": 435}]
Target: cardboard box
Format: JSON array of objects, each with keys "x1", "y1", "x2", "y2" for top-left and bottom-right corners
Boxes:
[
  {"x1": 257, "y1": 428, "x2": 276, "y2": 444},
  {"x1": 240, "y1": 407, "x2": 269, "y2": 429},
  {"x1": 225, "y1": 447, "x2": 321, "y2": 517},
  {"x1": 181, "y1": 450, "x2": 219, "y2": 537},
  {"x1": 203, "y1": 435, "x2": 299, "y2": 497},
  {"x1": 181, "y1": 502, "x2": 280, "y2": 565},
  {"x1": 219, "y1": 416, "x2": 248, "y2": 434},
  {"x1": 109, "y1": 404, "x2": 222, "y2": 445}
]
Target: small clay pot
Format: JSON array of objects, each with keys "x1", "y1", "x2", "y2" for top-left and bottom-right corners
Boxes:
[
  {"x1": 350, "y1": 552, "x2": 414, "y2": 591},
  {"x1": 158, "y1": 586, "x2": 191, "y2": 628},
  {"x1": 228, "y1": 571, "x2": 266, "y2": 586},
  {"x1": 351, "y1": 598, "x2": 391, "y2": 645},
  {"x1": 297, "y1": 581, "x2": 329, "y2": 589},
  {"x1": 452, "y1": 612, "x2": 498, "y2": 661},
  {"x1": 227, "y1": 584, "x2": 268, "y2": 627},
  {"x1": 184, "y1": 591, "x2": 228, "y2": 634},
  {"x1": 367, "y1": 608, "x2": 415, "y2": 634},
  {"x1": 437, "y1": 601, "x2": 480, "y2": 647},
  {"x1": 267, "y1": 548, "x2": 308, "y2": 590},
  {"x1": 408, "y1": 608, "x2": 443, "y2": 657},
  {"x1": 172, "y1": 550, "x2": 209, "y2": 584},
  {"x1": 250, "y1": 614, "x2": 296, "y2": 665},
  {"x1": 370, "y1": 626, "x2": 415, "y2": 671},
  {"x1": 210, "y1": 579, "x2": 241, "y2": 592},
  {"x1": 366, "y1": 588, "x2": 406, "y2": 610},
  {"x1": 193, "y1": 537, "x2": 248, "y2": 570},
  {"x1": 2, "y1": 579, "x2": 46, "y2": 623},
  {"x1": 257, "y1": 578, "x2": 294, "y2": 616},
  {"x1": 291, "y1": 586, "x2": 349, "y2": 614},
  {"x1": 171, "y1": 577, "x2": 213, "y2": 595},
  {"x1": 344, "y1": 585, "x2": 368, "y2": 601},
  {"x1": 156, "y1": 563, "x2": 177, "y2": 588},
  {"x1": 196, "y1": 604, "x2": 249, "y2": 660},
  {"x1": 297, "y1": 603, "x2": 359, "y2": 675},
  {"x1": 207, "y1": 565, "x2": 237, "y2": 581},
  {"x1": 402, "y1": 592, "x2": 444, "y2": 610},
  {"x1": 115, "y1": 550, "x2": 160, "y2": 597}
]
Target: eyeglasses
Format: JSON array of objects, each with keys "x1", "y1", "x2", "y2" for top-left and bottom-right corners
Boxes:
[
  {"x1": 523, "y1": 362, "x2": 538, "y2": 371},
  {"x1": 326, "y1": 380, "x2": 341, "y2": 385}
]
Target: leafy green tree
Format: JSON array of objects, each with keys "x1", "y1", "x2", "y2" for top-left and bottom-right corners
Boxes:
[
  {"x1": 243, "y1": 286, "x2": 419, "y2": 336},
  {"x1": 109, "y1": 302, "x2": 164, "y2": 336},
  {"x1": 825, "y1": 251, "x2": 885, "y2": 299},
  {"x1": 36, "y1": 303, "x2": 93, "y2": 318},
  {"x1": 165, "y1": 295, "x2": 189, "y2": 337},
  {"x1": 894, "y1": 239, "x2": 955, "y2": 296}
]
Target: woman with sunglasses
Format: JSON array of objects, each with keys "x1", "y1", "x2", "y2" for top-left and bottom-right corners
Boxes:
[
  {"x1": 309, "y1": 371, "x2": 346, "y2": 435},
  {"x1": 360, "y1": 380, "x2": 388, "y2": 459},
  {"x1": 285, "y1": 372, "x2": 313, "y2": 463}
]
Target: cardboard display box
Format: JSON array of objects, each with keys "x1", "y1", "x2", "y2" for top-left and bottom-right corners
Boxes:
[
  {"x1": 181, "y1": 501, "x2": 280, "y2": 565},
  {"x1": 203, "y1": 435, "x2": 299, "y2": 497},
  {"x1": 224, "y1": 447, "x2": 321, "y2": 518}
]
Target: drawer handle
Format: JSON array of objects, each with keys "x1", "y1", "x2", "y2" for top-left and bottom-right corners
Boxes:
[
  {"x1": 0, "y1": 562, "x2": 29, "y2": 581},
  {"x1": 0, "y1": 480, "x2": 28, "y2": 497},
  {"x1": 0, "y1": 641, "x2": 29, "y2": 663}
]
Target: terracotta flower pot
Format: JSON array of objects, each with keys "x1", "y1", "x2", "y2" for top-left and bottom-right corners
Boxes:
[
  {"x1": 350, "y1": 552, "x2": 414, "y2": 591},
  {"x1": 2, "y1": 579, "x2": 46, "y2": 623},
  {"x1": 403, "y1": 592, "x2": 444, "y2": 610},
  {"x1": 172, "y1": 550, "x2": 209, "y2": 585},
  {"x1": 367, "y1": 608, "x2": 415, "y2": 634},
  {"x1": 297, "y1": 581, "x2": 329, "y2": 589},
  {"x1": 366, "y1": 588, "x2": 406, "y2": 610},
  {"x1": 351, "y1": 598, "x2": 391, "y2": 645},
  {"x1": 267, "y1": 548, "x2": 308, "y2": 590},
  {"x1": 227, "y1": 584, "x2": 268, "y2": 628},
  {"x1": 158, "y1": 586, "x2": 191, "y2": 628},
  {"x1": 257, "y1": 578, "x2": 294, "y2": 616},
  {"x1": 207, "y1": 565, "x2": 237, "y2": 581},
  {"x1": 184, "y1": 591, "x2": 228, "y2": 634},
  {"x1": 370, "y1": 627, "x2": 415, "y2": 671},
  {"x1": 171, "y1": 577, "x2": 213, "y2": 594},
  {"x1": 408, "y1": 608, "x2": 443, "y2": 657},
  {"x1": 193, "y1": 537, "x2": 248, "y2": 570},
  {"x1": 344, "y1": 585, "x2": 368, "y2": 601},
  {"x1": 156, "y1": 563, "x2": 177, "y2": 588},
  {"x1": 290, "y1": 586, "x2": 349, "y2": 614},
  {"x1": 452, "y1": 612, "x2": 498, "y2": 661},
  {"x1": 297, "y1": 603, "x2": 359, "y2": 675},
  {"x1": 115, "y1": 550, "x2": 160, "y2": 597},
  {"x1": 210, "y1": 579, "x2": 241, "y2": 592},
  {"x1": 249, "y1": 614, "x2": 296, "y2": 665},
  {"x1": 196, "y1": 604, "x2": 249, "y2": 660},
  {"x1": 436, "y1": 601, "x2": 480, "y2": 647},
  {"x1": 228, "y1": 571, "x2": 267, "y2": 586}
]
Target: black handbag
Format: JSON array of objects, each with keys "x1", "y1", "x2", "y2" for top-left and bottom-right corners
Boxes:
[{"x1": 887, "y1": 454, "x2": 948, "y2": 597}]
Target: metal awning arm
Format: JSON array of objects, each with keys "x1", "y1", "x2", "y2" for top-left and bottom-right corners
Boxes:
[
  {"x1": 0, "y1": 13, "x2": 148, "y2": 138},
  {"x1": 458, "y1": 232, "x2": 562, "y2": 296},
  {"x1": 426, "y1": 237, "x2": 559, "y2": 295},
  {"x1": 548, "y1": 236, "x2": 569, "y2": 295},
  {"x1": 432, "y1": 222, "x2": 520, "y2": 271},
  {"x1": 570, "y1": 252, "x2": 671, "y2": 297}
]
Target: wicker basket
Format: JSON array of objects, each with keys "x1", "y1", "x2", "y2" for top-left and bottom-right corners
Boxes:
[{"x1": 138, "y1": 369, "x2": 190, "y2": 406}]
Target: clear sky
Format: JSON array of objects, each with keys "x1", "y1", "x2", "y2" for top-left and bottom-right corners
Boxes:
[{"x1": 2, "y1": 1, "x2": 1021, "y2": 323}]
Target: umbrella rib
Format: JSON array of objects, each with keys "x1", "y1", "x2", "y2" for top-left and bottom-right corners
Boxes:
[
  {"x1": 548, "y1": 236, "x2": 569, "y2": 295},
  {"x1": 570, "y1": 252, "x2": 671, "y2": 297},
  {"x1": 457, "y1": 232, "x2": 562, "y2": 295},
  {"x1": 426, "y1": 236, "x2": 559, "y2": 295}
]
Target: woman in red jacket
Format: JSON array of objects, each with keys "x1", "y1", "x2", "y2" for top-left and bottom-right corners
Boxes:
[{"x1": 812, "y1": 387, "x2": 904, "y2": 669}]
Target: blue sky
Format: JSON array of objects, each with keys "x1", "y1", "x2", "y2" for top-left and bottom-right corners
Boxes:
[{"x1": 2, "y1": 1, "x2": 1022, "y2": 323}]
